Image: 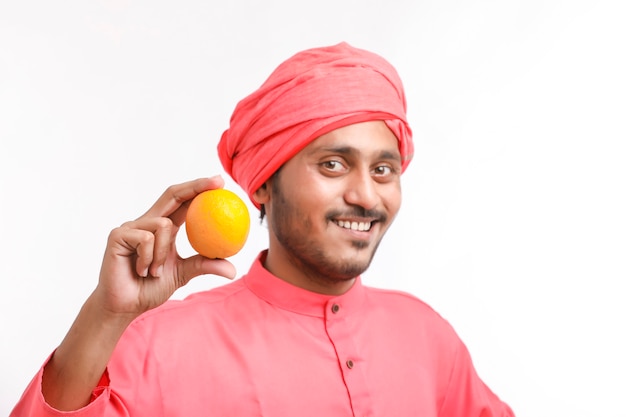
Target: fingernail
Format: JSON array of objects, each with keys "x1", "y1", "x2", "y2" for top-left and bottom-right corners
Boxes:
[{"x1": 155, "y1": 266, "x2": 164, "y2": 277}]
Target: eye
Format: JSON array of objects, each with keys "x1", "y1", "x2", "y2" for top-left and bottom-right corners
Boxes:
[
  {"x1": 320, "y1": 160, "x2": 347, "y2": 173},
  {"x1": 372, "y1": 165, "x2": 393, "y2": 176},
  {"x1": 371, "y1": 163, "x2": 401, "y2": 182}
]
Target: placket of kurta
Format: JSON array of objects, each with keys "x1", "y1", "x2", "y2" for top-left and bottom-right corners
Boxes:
[{"x1": 324, "y1": 299, "x2": 374, "y2": 417}]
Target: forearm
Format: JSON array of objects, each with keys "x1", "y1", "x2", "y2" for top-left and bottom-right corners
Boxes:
[
  {"x1": 41, "y1": 293, "x2": 137, "y2": 411},
  {"x1": 32, "y1": 178, "x2": 228, "y2": 411}
]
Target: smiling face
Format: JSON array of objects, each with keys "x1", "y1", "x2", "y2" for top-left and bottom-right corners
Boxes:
[{"x1": 254, "y1": 120, "x2": 403, "y2": 294}]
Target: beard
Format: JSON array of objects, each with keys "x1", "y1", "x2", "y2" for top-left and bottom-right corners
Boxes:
[{"x1": 268, "y1": 178, "x2": 385, "y2": 285}]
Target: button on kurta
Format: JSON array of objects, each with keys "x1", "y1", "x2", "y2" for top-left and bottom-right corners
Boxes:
[{"x1": 323, "y1": 295, "x2": 374, "y2": 414}]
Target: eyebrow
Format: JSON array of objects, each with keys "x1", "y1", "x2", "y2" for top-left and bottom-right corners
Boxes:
[{"x1": 313, "y1": 145, "x2": 402, "y2": 163}]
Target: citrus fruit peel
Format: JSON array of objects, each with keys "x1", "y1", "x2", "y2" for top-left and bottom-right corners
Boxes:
[{"x1": 185, "y1": 189, "x2": 250, "y2": 259}]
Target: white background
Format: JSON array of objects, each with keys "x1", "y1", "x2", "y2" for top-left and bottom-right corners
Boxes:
[{"x1": 1, "y1": 1, "x2": 625, "y2": 416}]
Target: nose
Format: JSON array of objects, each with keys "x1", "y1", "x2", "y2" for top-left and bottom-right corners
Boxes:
[{"x1": 343, "y1": 169, "x2": 380, "y2": 210}]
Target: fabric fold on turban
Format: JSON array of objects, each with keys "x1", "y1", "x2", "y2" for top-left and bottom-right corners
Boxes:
[{"x1": 218, "y1": 42, "x2": 414, "y2": 209}]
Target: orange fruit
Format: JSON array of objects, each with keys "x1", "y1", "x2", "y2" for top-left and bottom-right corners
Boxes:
[{"x1": 185, "y1": 189, "x2": 250, "y2": 259}]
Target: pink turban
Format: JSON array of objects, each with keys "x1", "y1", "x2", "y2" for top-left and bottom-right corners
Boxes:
[{"x1": 218, "y1": 42, "x2": 413, "y2": 209}]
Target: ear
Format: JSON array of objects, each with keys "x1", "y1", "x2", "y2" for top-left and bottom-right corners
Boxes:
[{"x1": 252, "y1": 182, "x2": 270, "y2": 206}]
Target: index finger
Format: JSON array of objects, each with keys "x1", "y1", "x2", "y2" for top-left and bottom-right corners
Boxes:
[{"x1": 139, "y1": 176, "x2": 225, "y2": 225}]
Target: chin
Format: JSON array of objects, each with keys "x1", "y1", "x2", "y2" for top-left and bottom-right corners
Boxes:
[
  {"x1": 330, "y1": 252, "x2": 374, "y2": 279},
  {"x1": 325, "y1": 264, "x2": 368, "y2": 281}
]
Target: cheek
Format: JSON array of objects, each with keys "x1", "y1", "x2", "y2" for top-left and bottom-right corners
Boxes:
[
  {"x1": 382, "y1": 183, "x2": 402, "y2": 216},
  {"x1": 288, "y1": 172, "x2": 336, "y2": 207},
  {"x1": 272, "y1": 176, "x2": 319, "y2": 224},
  {"x1": 288, "y1": 182, "x2": 338, "y2": 231}
]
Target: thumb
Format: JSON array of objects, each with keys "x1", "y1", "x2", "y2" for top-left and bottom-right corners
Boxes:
[{"x1": 178, "y1": 255, "x2": 237, "y2": 285}]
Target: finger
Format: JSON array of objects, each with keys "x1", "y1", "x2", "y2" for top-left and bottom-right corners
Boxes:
[
  {"x1": 109, "y1": 227, "x2": 156, "y2": 277},
  {"x1": 147, "y1": 217, "x2": 175, "y2": 277},
  {"x1": 121, "y1": 217, "x2": 176, "y2": 277},
  {"x1": 140, "y1": 176, "x2": 225, "y2": 224},
  {"x1": 176, "y1": 255, "x2": 237, "y2": 287}
]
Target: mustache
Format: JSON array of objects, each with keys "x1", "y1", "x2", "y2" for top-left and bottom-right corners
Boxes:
[{"x1": 326, "y1": 207, "x2": 388, "y2": 223}]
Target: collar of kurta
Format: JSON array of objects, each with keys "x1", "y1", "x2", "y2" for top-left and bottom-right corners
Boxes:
[{"x1": 243, "y1": 250, "x2": 366, "y2": 318}]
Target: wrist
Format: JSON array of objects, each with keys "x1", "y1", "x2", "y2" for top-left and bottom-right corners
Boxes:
[{"x1": 84, "y1": 292, "x2": 140, "y2": 330}]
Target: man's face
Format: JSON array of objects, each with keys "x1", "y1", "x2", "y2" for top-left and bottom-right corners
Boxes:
[{"x1": 262, "y1": 120, "x2": 403, "y2": 290}]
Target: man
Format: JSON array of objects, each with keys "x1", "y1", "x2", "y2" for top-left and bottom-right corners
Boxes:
[{"x1": 11, "y1": 42, "x2": 514, "y2": 416}]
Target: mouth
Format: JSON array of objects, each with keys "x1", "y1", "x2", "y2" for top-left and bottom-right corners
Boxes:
[{"x1": 333, "y1": 219, "x2": 374, "y2": 232}]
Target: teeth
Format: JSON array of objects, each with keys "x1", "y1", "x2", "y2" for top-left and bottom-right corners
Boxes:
[{"x1": 336, "y1": 220, "x2": 372, "y2": 231}]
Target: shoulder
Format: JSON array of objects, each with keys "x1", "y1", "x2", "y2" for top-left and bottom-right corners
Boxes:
[
  {"x1": 363, "y1": 284, "x2": 440, "y2": 314},
  {"x1": 362, "y1": 285, "x2": 459, "y2": 338}
]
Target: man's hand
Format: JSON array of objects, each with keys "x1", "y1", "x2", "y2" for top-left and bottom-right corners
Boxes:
[
  {"x1": 93, "y1": 176, "x2": 236, "y2": 318},
  {"x1": 42, "y1": 176, "x2": 237, "y2": 411}
]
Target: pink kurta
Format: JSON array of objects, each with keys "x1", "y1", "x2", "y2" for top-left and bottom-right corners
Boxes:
[{"x1": 11, "y1": 251, "x2": 514, "y2": 416}]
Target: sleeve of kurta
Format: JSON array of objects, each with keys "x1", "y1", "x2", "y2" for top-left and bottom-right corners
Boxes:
[
  {"x1": 438, "y1": 340, "x2": 515, "y2": 417},
  {"x1": 9, "y1": 360, "x2": 128, "y2": 416},
  {"x1": 9, "y1": 319, "x2": 161, "y2": 417}
]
